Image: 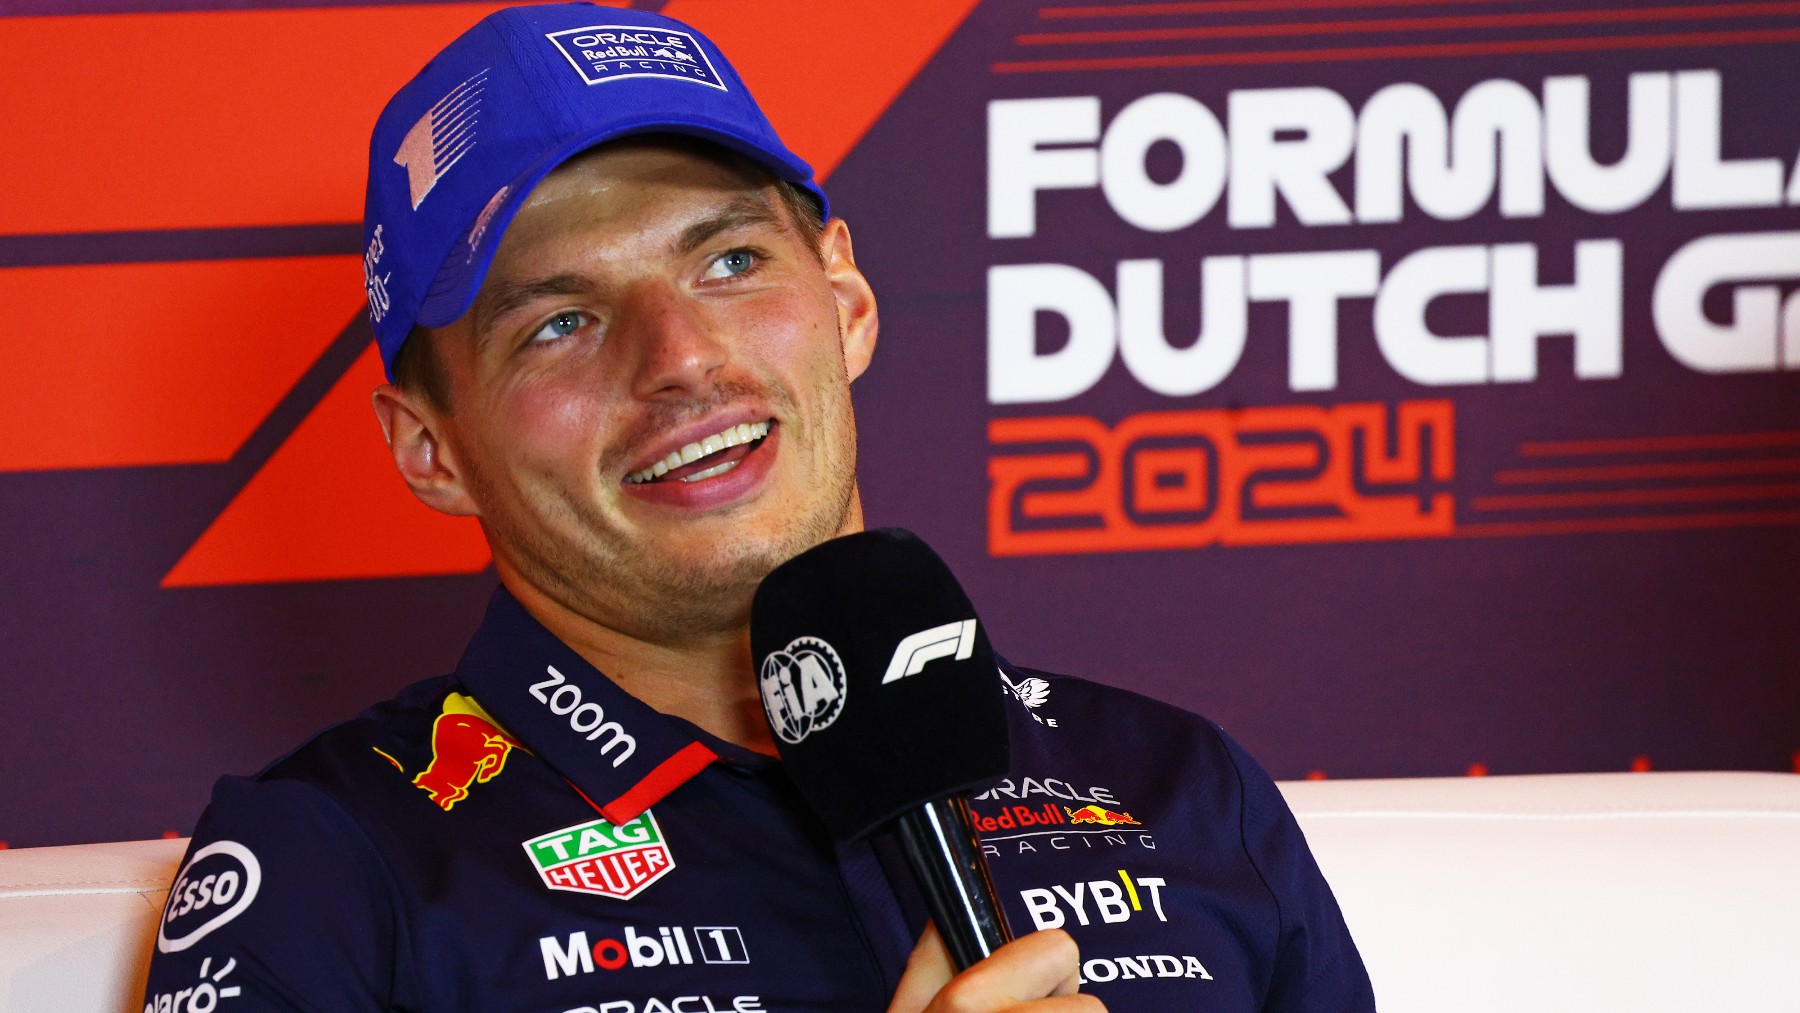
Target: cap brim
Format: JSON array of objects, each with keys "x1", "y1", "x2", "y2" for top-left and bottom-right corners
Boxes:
[{"x1": 416, "y1": 119, "x2": 828, "y2": 332}]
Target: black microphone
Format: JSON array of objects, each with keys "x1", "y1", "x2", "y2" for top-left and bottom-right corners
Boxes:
[{"x1": 752, "y1": 528, "x2": 1013, "y2": 970}]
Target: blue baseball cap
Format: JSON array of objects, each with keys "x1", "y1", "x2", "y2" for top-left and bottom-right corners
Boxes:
[{"x1": 362, "y1": 2, "x2": 829, "y2": 379}]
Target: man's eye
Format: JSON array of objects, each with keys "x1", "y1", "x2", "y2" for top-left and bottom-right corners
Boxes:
[
  {"x1": 702, "y1": 249, "x2": 757, "y2": 281},
  {"x1": 528, "y1": 311, "x2": 589, "y2": 344}
]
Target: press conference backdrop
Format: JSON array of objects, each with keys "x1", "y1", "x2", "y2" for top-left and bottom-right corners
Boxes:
[{"x1": 2, "y1": 0, "x2": 1797, "y2": 847}]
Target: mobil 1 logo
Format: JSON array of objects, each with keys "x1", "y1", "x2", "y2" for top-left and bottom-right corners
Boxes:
[{"x1": 540, "y1": 924, "x2": 750, "y2": 980}]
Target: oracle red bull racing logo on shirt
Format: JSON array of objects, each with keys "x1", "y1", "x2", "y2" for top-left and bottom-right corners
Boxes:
[
  {"x1": 524, "y1": 811, "x2": 675, "y2": 900},
  {"x1": 1065, "y1": 805, "x2": 1141, "y2": 826},
  {"x1": 969, "y1": 802, "x2": 1143, "y2": 832}
]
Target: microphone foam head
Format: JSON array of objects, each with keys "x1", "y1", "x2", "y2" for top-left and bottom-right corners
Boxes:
[{"x1": 752, "y1": 528, "x2": 1010, "y2": 841}]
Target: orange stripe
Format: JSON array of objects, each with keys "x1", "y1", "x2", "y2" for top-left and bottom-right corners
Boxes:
[
  {"x1": 1017, "y1": 3, "x2": 1800, "y2": 45},
  {"x1": 600, "y1": 742, "x2": 720, "y2": 825},
  {"x1": 0, "y1": 257, "x2": 358, "y2": 471},
  {"x1": 1496, "y1": 458, "x2": 1800, "y2": 484},
  {"x1": 664, "y1": 0, "x2": 982, "y2": 182},
  {"x1": 1454, "y1": 509, "x2": 1800, "y2": 537},
  {"x1": 1041, "y1": 0, "x2": 1521, "y2": 15},
  {"x1": 1472, "y1": 482, "x2": 1800, "y2": 511},
  {"x1": 1520, "y1": 431, "x2": 1800, "y2": 456},
  {"x1": 992, "y1": 26, "x2": 1800, "y2": 73},
  {"x1": 161, "y1": 344, "x2": 491, "y2": 586},
  {"x1": 0, "y1": 3, "x2": 521, "y2": 235}
]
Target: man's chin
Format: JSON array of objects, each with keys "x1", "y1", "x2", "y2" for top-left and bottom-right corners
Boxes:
[
  {"x1": 649, "y1": 483, "x2": 854, "y2": 584},
  {"x1": 660, "y1": 531, "x2": 813, "y2": 593},
  {"x1": 604, "y1": 559, "x2": 756, "y2": 644}
]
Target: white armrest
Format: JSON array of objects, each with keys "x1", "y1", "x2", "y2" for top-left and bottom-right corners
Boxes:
[
  {"x1": 0, "y1": 838, "x2": 187, "y2": 1013},
  {"x1": 1283, "y1": 771, "x2": 1800, "y2": 1013}
]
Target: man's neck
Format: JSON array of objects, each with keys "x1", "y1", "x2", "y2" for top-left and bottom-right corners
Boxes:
[
  {"x1": 499, "y1": 573, "x2": 779, "y2": 756},
  {"x1": 489, "y1": 498, "x2": 867, "y2": 757}
]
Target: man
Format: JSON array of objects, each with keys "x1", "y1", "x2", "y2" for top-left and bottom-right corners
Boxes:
[{"x1": 144, "y1": 5, "x2": 1375, "y2": 1012}]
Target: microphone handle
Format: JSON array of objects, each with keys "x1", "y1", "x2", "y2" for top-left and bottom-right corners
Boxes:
[{"x1": 893, "y1": 796, "x2": 1014, "y2": 970}]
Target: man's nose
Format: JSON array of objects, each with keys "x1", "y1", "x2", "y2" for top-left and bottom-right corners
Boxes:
[{"x1": 622, "y1": 282, "x2": 729, "y2": 398}]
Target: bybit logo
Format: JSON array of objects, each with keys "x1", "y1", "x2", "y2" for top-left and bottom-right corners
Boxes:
[{"x1": 1019, "y1": 869, "x2": 1168, "y2": 931}]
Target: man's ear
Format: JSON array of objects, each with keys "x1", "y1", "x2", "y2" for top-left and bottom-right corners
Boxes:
[
  {"x1": 819, "y1": 218, "x2": 878, "y2": 381},
  {"x1": 371, "y1": 384, "x2": 481, "y2": 517}
]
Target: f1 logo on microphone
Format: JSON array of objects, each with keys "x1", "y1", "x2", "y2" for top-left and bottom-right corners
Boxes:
[{"x1": 882, "y1": 620, "x2": 978, "y2": 684}]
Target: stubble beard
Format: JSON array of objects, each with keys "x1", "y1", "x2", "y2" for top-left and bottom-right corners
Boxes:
[{"x1": 474, "y1": 367, "x2": 861, "y2": 648}]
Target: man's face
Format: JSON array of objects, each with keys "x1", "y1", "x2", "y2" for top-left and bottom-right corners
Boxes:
[{"x1": 406, "y1": 141, "x2": 876, "y2": 643}]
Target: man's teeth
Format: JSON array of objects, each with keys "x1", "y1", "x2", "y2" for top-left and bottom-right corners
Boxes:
[{"x1": 628, "y1": 420, "x2": 770, "y2": 484}]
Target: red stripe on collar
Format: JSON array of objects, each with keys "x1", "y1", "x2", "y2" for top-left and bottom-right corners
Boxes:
[{"x1": 582, "y1": 740, "x2": 720, "y2": 825}]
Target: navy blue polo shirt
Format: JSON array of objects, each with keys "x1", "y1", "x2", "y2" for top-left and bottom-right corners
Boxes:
[{"x1": 143, "y1": 588, "x2": 1374, "y2": 1012}]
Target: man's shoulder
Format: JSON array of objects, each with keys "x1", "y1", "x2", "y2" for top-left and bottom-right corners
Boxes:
[
  {"x1": 253, "y1": 672, "x2": 460, "y2": 791},
  {"x1": 993, "y1": 659, "x2": 1285, "y2": 804},
  {"x1": 997, "y1": 659, "x2": 1226, "y2": 742},
  {"x1": 210, "y1": 670, "x2": 522, "y2": 840},
  {"x1": 182, "y1": 670, "x2": 534, "y2": 874}
]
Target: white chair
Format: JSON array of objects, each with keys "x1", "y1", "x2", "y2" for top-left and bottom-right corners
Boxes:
[
  {"x1": 0, "y1": 837, "x2": 186, "y2": 1013},
  {"x1": 1284, "y1": 771, "x2": 1800, "y2": 1012}
]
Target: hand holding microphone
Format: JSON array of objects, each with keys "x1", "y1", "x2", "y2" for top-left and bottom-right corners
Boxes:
[
  {"x1": 887, "y1": 923, "x2": 1100, "y2": 1013},
  {"x1": 752, "y1": 529, "x2": 1105, "y2": 1010}
]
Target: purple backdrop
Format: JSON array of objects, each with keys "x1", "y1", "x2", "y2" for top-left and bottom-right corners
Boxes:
[{"x1": 3, "y1": 0, "x2": 1798, "y2": 848}]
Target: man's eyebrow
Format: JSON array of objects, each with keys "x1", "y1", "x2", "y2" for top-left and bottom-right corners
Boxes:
[
  {"x1": 675, "y1": 195, "x2": 785, "y2": 256},
  {"x1": 467, "y1": 195, "x2": 783, "y2": 340},
  {"x1": 470, "y1": 273, "x2": 596, "y2": 344}
]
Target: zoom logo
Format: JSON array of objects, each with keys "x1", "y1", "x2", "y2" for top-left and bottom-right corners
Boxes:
[{"x1": 528, "y1": 665, "x2": 636, "y2": 766}]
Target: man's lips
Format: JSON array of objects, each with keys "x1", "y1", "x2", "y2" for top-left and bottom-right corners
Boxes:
[
  {"x1": 625, "y1": 419, "x2": 772, "y2": 485},
  {"x1": 619, "y1": 421, "x2": 782, "y2": 511}
]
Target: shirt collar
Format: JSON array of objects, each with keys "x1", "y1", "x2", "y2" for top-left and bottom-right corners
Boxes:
[{"x1": 454, "y1": 587, "x2": 718, "y2": 824}]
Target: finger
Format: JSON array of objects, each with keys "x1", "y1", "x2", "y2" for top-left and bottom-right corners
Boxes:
[
  {"x1": 951, "y1": 929, "x2": 1084, "y2": 1003},
  {"x1": 887, "y1": 922, "x2": 955, "y2": 1013}
]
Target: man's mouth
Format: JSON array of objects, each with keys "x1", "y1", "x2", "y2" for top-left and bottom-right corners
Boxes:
[{"x1": 625, "y1": 420, "x2": 772, "y2": 485}]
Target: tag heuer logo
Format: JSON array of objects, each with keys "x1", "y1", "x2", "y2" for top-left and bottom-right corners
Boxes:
[{"x1": 522, "y1": 811, "x2": 674, "y2": 900}]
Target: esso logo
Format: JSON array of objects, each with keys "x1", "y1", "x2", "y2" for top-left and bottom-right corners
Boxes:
[
  {"x1": 758, "y1": 636, "x2": 847, "y2": 745},
  {"x1": 157, "y1": 841, "x2": 263, "y2": 953}
]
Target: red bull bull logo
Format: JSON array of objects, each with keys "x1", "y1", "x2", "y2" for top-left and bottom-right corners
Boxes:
[
  {"x1": 1065, "y1": 804, "x2": 1141, "y2": 827},
  {"x1": 413, "y1": 693, "x2": 521, "y2": 811}
]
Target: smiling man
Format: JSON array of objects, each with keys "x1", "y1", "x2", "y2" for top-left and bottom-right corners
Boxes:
[
  {"x1": 373, "y1": 137, "x2": 874, "y2": 750},
  {"x1": 143, "y1": 5, "x2": 1373, "y2": 1012}
]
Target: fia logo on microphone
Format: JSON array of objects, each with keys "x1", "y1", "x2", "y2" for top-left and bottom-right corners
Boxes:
[{"x1": 759, "y1": 637, "x2": 847, "y2": 744}]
